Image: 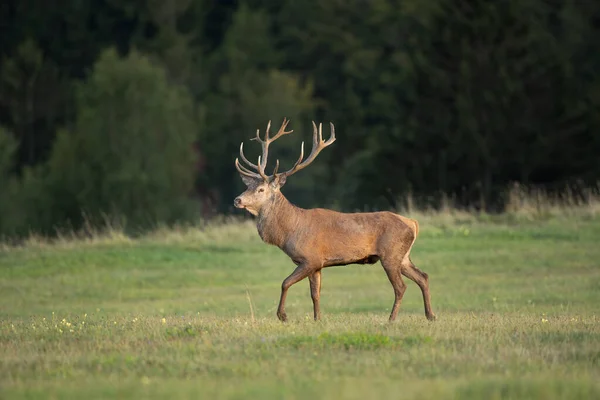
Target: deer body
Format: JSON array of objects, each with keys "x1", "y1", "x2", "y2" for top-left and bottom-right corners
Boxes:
[
  {"x1": 258, "y1": 193, "x2": 406, "y2": 264},
  {"x1": 234, "y1": 119, "x2": 435, "y2": 322}
]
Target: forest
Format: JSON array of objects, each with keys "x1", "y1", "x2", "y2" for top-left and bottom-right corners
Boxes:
[{"x1": 1, "y1": 0, "x2": 599, "y2": 236}]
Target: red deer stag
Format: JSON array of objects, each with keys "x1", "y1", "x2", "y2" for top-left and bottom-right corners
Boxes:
[{"x1": 234, "y1": 118, "x2": 435, "y2": 322}]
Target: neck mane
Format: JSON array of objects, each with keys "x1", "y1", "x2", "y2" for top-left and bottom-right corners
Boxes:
[{"x1": 256, "y1": 192, "x2": 301, "y2": 248}]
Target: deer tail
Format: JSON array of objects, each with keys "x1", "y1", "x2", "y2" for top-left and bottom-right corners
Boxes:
[{"x1": 395, "y1": 215, "x2": 418, "y2": 238}]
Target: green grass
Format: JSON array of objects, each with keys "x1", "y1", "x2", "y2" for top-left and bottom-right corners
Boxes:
[{"x1": 1, "y1": 212, "x2": 600, "y2": 399}]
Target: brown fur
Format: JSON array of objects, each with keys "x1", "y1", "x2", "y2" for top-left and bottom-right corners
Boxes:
[{"x1": 233, "y1": 119, "x2": 435, "y2": 322}]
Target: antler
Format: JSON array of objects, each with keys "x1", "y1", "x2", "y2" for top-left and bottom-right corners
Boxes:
[
  {"x1": 280, "y1": 121, "x2": 335, "y2": 178},
  {"x1": 235, "y1": 118, "x2": 335, "y2": 182},
  {"x1": 235, "y1": 118, "x2": 293, "y2": 181}
]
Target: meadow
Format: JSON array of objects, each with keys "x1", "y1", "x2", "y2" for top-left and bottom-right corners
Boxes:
[{"x1": 1, "y1": 204, "x2": 600, "y2": 399}]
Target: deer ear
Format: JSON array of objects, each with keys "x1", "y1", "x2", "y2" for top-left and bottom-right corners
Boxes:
[
  {"x1": 271, "y1": 174, "x2": 287, "y2": 188},
  {"x1": 240, "y1": 175, "x2": 260, "y2": 187}
]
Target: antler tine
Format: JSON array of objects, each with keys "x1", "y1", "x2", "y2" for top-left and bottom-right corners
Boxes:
[
  {"x1": 239, "y1": 142, "x2": 259, "y2": 169},
  {"x1": 287, "y1": 141, "x2": 305, "y2": 172},
  {"x1": 318, "y1": 122, "x2": 323, "y2": 142},
  {"x1": 281, "y1": 121, "x2": 336, "y2": 178},
  {"x1": 311, "y1": 121, "x2": 319, "y2": 147},
  {"x1": 238, "y1": 159, "x2": 262, "y2": 176},
  {"x1": 270, "y1": 117, "x2": 293, "y2": 142},
  {"x1": 251, "y1": 122, "x2": 267, "y2": 143},
  {"x1": 272, "y1": 159, "x2": 280, "y2": 176},
  {"x1": 256, "y1": 156, "x2": 270, "y2": 181},
  {"x1": 235, "y1": 158, "x2": 262, "y2": 179},
  {"x1": 329, "y1": 122, "x2": 335, "y2": 142},
  {"x1": 265, "y1": 120, "x2": 272, "y2": 141},
  {"x1": 257, "y1": 118, "x2": 294, "y2": 176}
]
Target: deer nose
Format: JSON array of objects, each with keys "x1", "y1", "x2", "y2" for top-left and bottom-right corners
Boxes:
[{"x1": 234, "y1": 197, "x2": 242, "y2": 207}]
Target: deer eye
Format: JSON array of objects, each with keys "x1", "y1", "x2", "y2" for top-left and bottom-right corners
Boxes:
[{"x1": 258, "y1": 188, "x2": 265, "y2": 193}]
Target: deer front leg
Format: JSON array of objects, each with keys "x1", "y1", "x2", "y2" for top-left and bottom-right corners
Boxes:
[
  {"x1": 308, "y1": 270, "x2": 322, "y2": 321},
  {"x1": 277, "y1": 264, "x2": 313, "y2": 322}
]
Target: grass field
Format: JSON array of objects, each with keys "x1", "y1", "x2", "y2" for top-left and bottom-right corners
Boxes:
[{"x1": 1, "y1": 208, "x2": 600, "y2": 399}]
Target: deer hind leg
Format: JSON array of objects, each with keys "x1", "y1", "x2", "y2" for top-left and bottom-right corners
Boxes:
[
  {"x1": 381, "y1": 258, "x2": 407, "y2": 322},
  {"x1": 401, "y1": 258, "x2": 436, "y2": 321},
  {"x1": 308, "y1": 270, "x2": 322, "y2": 321},
  {"x1": 277, "y1": 264, "x2": 313, "y2": 322}
]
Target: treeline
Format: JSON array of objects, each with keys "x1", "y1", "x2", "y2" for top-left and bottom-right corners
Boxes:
[{"x1": 1, "y1": 0, "x2": 599, "y2": 236}]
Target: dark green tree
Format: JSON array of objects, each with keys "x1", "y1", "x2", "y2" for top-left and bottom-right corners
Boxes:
[
  {"x1": 0, "y1": 39, "x2": 69, "y2": 169},
  {"x1": 45, "y1": 48, "x2": 199, "y2": 229},
  {"x1": 0, "y1": 127, "x2": 18, "y2": 233}
]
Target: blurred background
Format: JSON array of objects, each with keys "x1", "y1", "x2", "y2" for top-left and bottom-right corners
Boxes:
[{"x1": 0, "y1": 0, "x2": 599, "y2": 237}]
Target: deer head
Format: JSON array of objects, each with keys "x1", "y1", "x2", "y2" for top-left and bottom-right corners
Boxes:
[{"x1": 233, "y1": 118, "x2": 335, "y2": 215}]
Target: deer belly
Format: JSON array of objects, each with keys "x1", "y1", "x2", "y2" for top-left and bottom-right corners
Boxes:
[{"x1": 323, "y1": 254, "x2": 380, "y2": 267}]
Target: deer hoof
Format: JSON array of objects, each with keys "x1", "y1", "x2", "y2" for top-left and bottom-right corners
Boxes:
[
  {"x1": 277, "y1": 311, "x2": 287, "y2": 322},
  {"x1": 427, "y1": 313, "x2": 437, "y2": 321}
]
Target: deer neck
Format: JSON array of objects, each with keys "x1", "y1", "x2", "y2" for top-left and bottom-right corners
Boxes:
[{"x1": 256, "y1": 192, "x2": 299, "y2": 248}]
